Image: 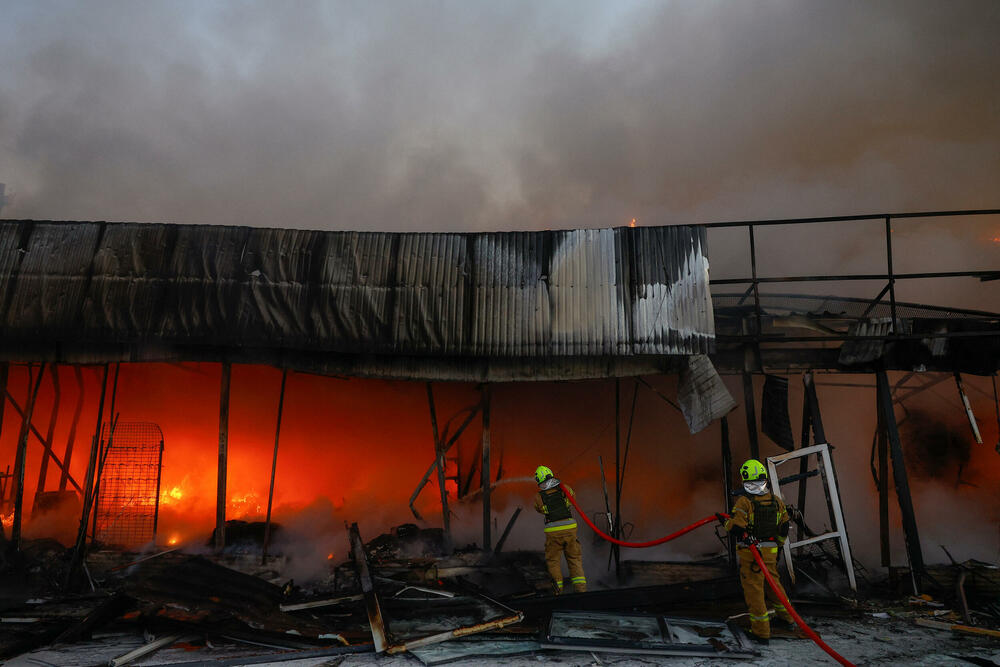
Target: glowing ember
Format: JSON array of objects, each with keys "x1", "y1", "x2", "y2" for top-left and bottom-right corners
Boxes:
[
  {"x1": 327, "y1": 553, "x2": 334, "y2": 560},
  {"x1": 228, "y1": 491, "x2": 264, "y2": 519},
  {"x1": 167, "y1": 535, "x2": 179, "y2": 546},
  {"x1": 629, "y1": 218, "x2": 637, "y2": 228},
  {"x1": 1, "y1": 512, "x2": 12, "y2": 529}
]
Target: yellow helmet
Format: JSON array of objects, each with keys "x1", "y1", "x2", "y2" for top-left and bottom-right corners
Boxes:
[
  {"x1": 740, "y1": 459, "x2": 767, "y2": 482},
  {"x1": 535, "y1": 465, "x2": 554, "y2": 484}
]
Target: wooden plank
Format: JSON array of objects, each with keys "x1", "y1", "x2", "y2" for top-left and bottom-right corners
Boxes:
[
  {"x1": 914, "y1": 617, "x2": 1000, "y2": 638},
  {"x1": 349, "y1": 522, "x2": 388, "y2": 652}
]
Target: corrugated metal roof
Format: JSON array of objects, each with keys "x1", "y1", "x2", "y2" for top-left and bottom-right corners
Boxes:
[{"x1": 0, "y1": 220, "x2": 714, "y2": 365}]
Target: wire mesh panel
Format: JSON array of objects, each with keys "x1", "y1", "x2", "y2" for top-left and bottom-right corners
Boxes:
[{"x1": 95, "y1": 422, "x2": 164, "y2": 548}]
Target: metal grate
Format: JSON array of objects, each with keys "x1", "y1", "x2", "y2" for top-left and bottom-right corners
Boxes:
[{"x1": 95, "y1": 422, "x2": 164, "y2": 548}]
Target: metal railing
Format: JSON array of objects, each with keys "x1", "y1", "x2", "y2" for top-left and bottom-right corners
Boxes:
[{"x1": 697, "y1": 209, "x2": 1000, "y2": 343}]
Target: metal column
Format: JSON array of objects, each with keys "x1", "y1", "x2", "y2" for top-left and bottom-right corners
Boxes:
[
  {"x1": 480, "y1": 385, "x2": 491, "y2": 552},
  {"x1": 876, "y1": 369, "x2": 924, "y2": 593},
  {"x1": 12, "y1": 364, "x2": 47, "y2": 549},
  {"x1": 262, "y1": 368, "x2": 288, "y2": 563},
  {"x1": 425, "y1": 383, "x2": 452, "y2": 550},
  {"x1": 742, "y1": 372, "x2": 760, "y2": 460},
  {"x1": 720, "y1": 417, "x2": 736, "y2": 567},
  {"x1": 215, "y1": 361, "x2": 231, "y2": 552}
]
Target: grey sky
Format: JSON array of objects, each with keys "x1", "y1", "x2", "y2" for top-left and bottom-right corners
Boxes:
[{"x1": 0, "y1": 0, "x2": 997, "y2": 234}]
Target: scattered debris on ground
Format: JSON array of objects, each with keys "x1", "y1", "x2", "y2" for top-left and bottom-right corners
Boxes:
[{"x1": 4, "y1": 523, "x2": 1000, "y2": 666}]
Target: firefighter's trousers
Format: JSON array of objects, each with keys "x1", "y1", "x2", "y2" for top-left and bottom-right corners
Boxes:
[
  {"x1": 738, "y1": 546, "x2": 793, "y2": 639},
  {"x1": 544, "y1": 527, "x2": 587, "y2": 593}
]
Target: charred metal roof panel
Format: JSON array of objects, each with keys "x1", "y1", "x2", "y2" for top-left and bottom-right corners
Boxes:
[{"x1": 0, "y1": 220, "x2": 714, "y2": 362}]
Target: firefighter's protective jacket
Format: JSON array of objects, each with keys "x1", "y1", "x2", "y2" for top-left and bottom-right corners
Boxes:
[
  {"x1": 533, "y1": 480, "x2": 578, "y2": 532},
  {"x1": 724, "y1": 491, "x2": 789, "y2": 548}
]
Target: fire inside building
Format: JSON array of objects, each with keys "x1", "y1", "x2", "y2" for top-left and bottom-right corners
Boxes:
[{"x1": 1, "y1": 210, "x2": 999, "y2": 664}]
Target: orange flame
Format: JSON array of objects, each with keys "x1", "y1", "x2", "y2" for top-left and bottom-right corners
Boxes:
[{"x1": 629, "y1": 218, "x2": 637, "y2": 228}]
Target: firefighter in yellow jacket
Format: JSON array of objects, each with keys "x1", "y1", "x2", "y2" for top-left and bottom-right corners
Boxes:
[
  {"x1": 533, "y1": 465, "x2": 587, "y2": 594},
  {"x1": 721, "y1": 459, "x2": 794, "y2": 643}
]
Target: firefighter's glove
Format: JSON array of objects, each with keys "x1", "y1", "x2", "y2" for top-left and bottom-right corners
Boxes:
[
  {"x1": 729, "y1": 524, "x2": 747, "y2": 540},
  {"x1": 779, "y1": 521, "x2": 790, "y2": 538},
  {"x1": 715, "y1": 512, "x2": 728, "y2": 525}
]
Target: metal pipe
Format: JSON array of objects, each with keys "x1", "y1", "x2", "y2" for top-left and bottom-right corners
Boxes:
[
  {"x1": 710, "y1": 269, "x2": 1000, "y2": 284},
  {"x1": 716, "y1": 330, "x2": 1000, "y2": 343},
  {"x1": 699, "y1": 207, "x2": 1000, "y2": 228}
]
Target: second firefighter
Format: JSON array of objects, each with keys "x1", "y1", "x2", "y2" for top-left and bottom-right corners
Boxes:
[{"x1": 722, "y1": 459, "x2": 794, "y2": 643}]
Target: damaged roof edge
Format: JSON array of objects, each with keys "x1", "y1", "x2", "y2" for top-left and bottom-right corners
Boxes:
[{"x1": 0, "y1": 220, "x2": 715, "y2": 369}]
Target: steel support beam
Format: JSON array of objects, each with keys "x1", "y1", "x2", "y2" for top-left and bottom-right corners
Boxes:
[
  {"x1": 426, "y1": 383, "x2": 452, "y2": 549},
  {"x1": 215, "y1": 361, "x2": 231, "y2": 552},
  {"x1": 65, "y1": 364, "x2": 109, "y2": 589},
  {"x1": 262, "y1": 368, "x2": 287, "y2": 563},
  {"x1": 480, "y1": 385, "x2": 491, "y2": 551},
  {"x1": 877, "y1": 403, "x2": 890, "y2": 567},
  {"x1": 742, "y1": 372, "x2": 759, "y2": 460},
  {"x1": 720, "y1": 416, "x2": 736, "y2": 568},
  {"x1": 11, "y1": 364, "x2": 46, "y2": 549},
  {"x1": 876, "y1": 369, "x2": 924, "y2": 593},
  {"x1": 59, "y1": 367, "x2": 85, "y2": 492},
  {"x1": 33, "y1": 364, "x2": 60, "y2": 507}
]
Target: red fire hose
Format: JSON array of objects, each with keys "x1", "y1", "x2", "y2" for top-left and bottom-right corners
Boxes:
[
  {"x1": 748, "y1": 542, "x2": 855, "y2": 667},
  {"x1": 558, "y1": 484, "x2": 856, "y2": 667}
]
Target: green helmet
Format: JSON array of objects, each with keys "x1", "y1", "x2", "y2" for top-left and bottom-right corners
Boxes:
[
  {"x1": 740, "y1": 459, "x2": 767, "y2": 482},
  {"x1": 535, "y1": 465, "x2": 554, "y2": 484}
]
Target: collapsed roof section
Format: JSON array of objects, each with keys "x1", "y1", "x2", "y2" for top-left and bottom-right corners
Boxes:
[{"x1": 0, "y1": 220, "x2": 715, "y2": 380}]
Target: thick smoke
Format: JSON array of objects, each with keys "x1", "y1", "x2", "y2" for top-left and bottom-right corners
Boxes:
[{"x1": 0, "y1": 1, "x2": 997, "y2": 231}]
